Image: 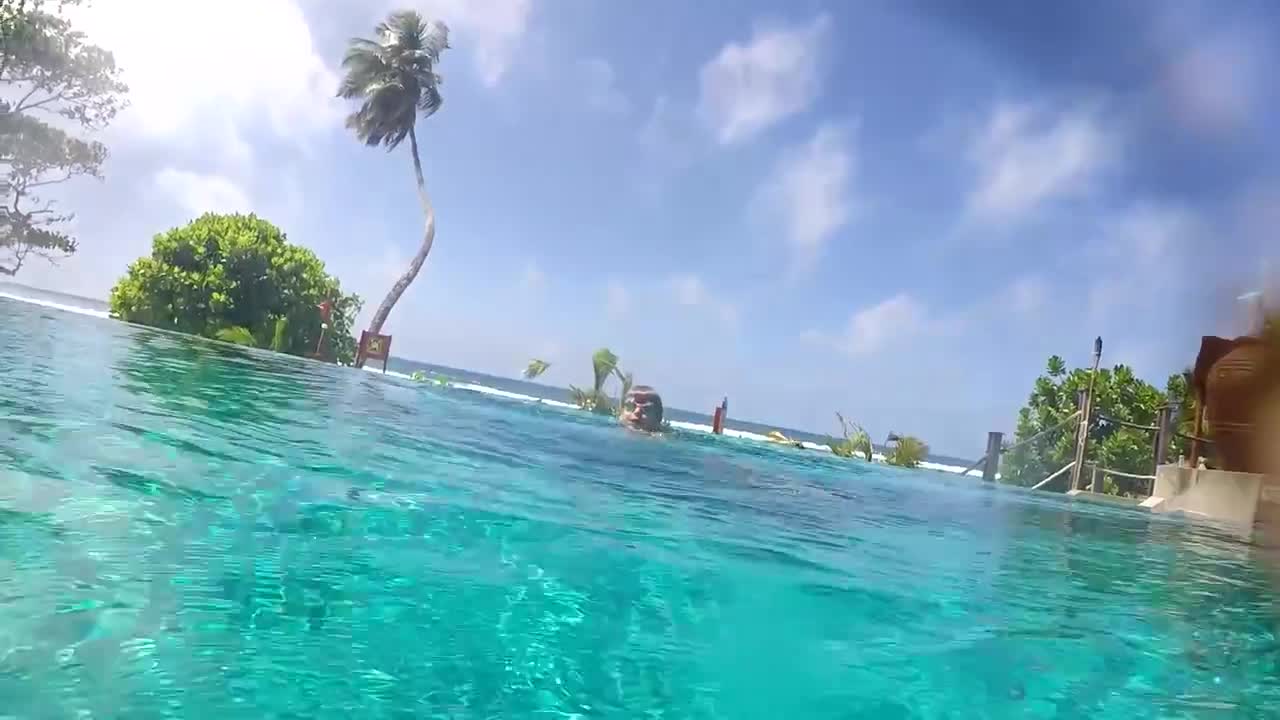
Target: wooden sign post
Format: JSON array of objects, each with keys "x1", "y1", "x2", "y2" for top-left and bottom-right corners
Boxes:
[{"x1": 358, "y1": 330, "x2": 392, "y2": 372}]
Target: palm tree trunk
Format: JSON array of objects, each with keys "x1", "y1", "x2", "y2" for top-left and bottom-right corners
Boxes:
[{"x1": 356, "y1": 125, "x2": 436, "y2": 367}]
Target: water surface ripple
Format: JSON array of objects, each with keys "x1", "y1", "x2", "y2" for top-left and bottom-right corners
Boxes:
[{"x1": 2, "y1": 297, "x2": 1279, "y2": 719}]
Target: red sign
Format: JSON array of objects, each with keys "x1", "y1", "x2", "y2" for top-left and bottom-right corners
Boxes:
[
  {"x1": 358, "y1": 330, "x2": 393, "y2": 372},
  {"x1": 317, "y1": 300, "x2": 333, "y2": 324}
]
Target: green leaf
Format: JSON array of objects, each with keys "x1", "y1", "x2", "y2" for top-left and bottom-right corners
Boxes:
[
  {"x1": 214, "y1": 326, "x2": 257, "y2": 347},
  {"x1": 523, "y1": 358, "x2": 550, "y2": 380}
]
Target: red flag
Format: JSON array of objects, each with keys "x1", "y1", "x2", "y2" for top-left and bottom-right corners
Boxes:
[{"x1": 317, "y1": 300, "x2": 332, "y2": 323}]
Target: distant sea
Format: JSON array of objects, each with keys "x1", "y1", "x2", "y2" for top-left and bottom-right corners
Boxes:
[{"x1": 0, "y1": 281, "x2": 978, "y2": 472}]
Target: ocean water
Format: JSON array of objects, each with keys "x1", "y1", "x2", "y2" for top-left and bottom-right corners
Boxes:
[{"x1": 3, "y1": 295, "x2": 1280, "y2": 719}]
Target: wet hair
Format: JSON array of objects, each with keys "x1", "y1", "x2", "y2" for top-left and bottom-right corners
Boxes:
[{"x1": 629, "y1": 385, "x2": 664, "y2": 425}]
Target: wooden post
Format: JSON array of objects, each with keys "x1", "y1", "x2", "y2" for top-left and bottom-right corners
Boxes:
[
  {"x1": 982, "y1": 431, "x2": 1002, "y2": 482},
  {"x1": 1154, "y1": 404, "x2": 1174, "y2": 468},
  {"x1": 1071, "y1": 337, "x2": 1103, "y2": 491},
  {"x1": 1189, "y1": 401, "x2": 1205, "y2": 470},
  {"x1": 1090, "y1": 465, "x2": 1099, "y2": 492}
]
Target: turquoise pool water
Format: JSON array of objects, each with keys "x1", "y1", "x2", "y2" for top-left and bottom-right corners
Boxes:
[{"x1": 2, "y1": 297, "x2": 1279, "y2": 718}]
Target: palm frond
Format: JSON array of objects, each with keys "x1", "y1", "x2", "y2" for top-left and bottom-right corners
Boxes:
[
  {"x1": 214, "y1": 326, "x2": 257, "y2": 347},
  {"x1": 885, "y1": 435, "x2": 929, "y2": 468},
  {"x1": 591, "y1": 348, "x2": 618, "y2": 394},
  {"x1": 337, "y1": 11, "x2": 449, "y2": 149},
  {"x1": 615, "y1": 369, "x2": 634, "y2": 418},
  {"x1": 524, "y1": 359, "x2": 551, "y2": 380}
]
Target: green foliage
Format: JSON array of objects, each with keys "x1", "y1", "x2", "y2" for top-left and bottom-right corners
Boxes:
[
  {"x1": 614, "y1": 369, "x2": 634, "y2": 419},
  {"x1": 828, "y1": 412, "x2": 872, "y2": 461},
  {"x1": 523, "y1": 358, "x2": 550, "y2": 380},
  {"x1": 568, "y1": 385, "x2": 615, "y2": 415},
  {"x1": 108, "y1": 213, "x2": 362, "y2": 364},
  {"x1": 409, "y1": 369, "x2": 451, "y2": 386},
  {"x1": 592, "y1": 348, "x2": 618, "y2": 393},
  {"x1": 567, "y1": 347, "x2": 628, "y2": 415},
  {"x1": 885, "y1": 435, "x2": 928, "y2": 468},
  {"x1": 214, "y1": 326, "x2": 256, "y2": 347},
  {"x1": 337, "y1": 10, "x2": 448, "y2": 150},
  {"x1": 0, "y1": 0, "x2": 127, "y2": 276},
  {"x1": 270, "y1": 316, "x2": 290, "y2": 352},
  {"x1": 1002, "y1": 355, "x2": 1189, "y2": 492}
]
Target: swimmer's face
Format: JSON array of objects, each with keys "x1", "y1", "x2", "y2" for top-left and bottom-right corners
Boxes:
[{"x1": 623, "y1": 388, "x2": 663, "y2": 432}]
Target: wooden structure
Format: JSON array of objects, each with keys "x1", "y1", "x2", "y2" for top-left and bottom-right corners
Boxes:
[
  {"x1": 357, "y1": 330, "x2": 393, "y2": 372},
  {"x1": 1191, "y1": 335, "x2": 1266, "y2": 473}
]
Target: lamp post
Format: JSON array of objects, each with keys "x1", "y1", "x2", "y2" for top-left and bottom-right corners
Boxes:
[{"x1": 313, "y1": 300, "x2": 332, "y2": 360}]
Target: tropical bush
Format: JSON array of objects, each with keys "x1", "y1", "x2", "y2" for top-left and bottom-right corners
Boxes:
[
  {"x1": 885, "y1": 434, "x2": 928, "y2": 468},
  {"x1": 1002, "y1": 355, "x2": 1190, "y2": 491},
  {"x1": 567, "y1": 348, "x2": 636, "y2": 416},
  {"x1": 109, "y1": 213, "x2": 362, "y2": 364},
  {"x1": 828, "y1": 412, "x2": 872, "y2": 460}
]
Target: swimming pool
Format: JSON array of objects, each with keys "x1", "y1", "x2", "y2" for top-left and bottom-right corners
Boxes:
[{"x1": 2, "y1": 296, "x2": 1278, "y2": 718}]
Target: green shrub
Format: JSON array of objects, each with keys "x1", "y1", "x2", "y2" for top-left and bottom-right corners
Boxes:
[
  {"x1": 885, "y1": 435, "x2": 928, "y2": 468},
  {"x1": 109, "y1": 213, "x2": 362, "y2": 363}
]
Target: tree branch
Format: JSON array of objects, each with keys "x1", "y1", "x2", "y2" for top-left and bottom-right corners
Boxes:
[
  {"x1": 0, "y1": 246, "x2": 31, "y2": 276},
  {"x1": 27, "y1": 170, "x2": 75, "y2": 188},
  {"x1": 21, "y1": 92, "x2": 66, "y2": 114},
  {"x1": 11, "y1": 86, "x2": 42, "y2": 114}
]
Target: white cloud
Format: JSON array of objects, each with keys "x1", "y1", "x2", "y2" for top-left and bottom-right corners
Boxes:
[
  {"x1": 698, "y1": 15, "x2": 828, "y2": 144},
  {"x1": 1101, "y1": 203, "x2": 1197, "y2": 263},
  {"x1": 1006, "y1": 276, "x2": 1047, "y2": 316},
  {"x1": 519, "y1": 260, "x2": 546, "y2": 292},
  {"x1": 580, "y1": 58, "x2": 629, "y2": 114},
  {"x1": 671, "y1": 273, "x2": 707, "y2": 306},
  {"x1": 841, "y1": 294, "x2": 926, "y2": 356},
  {"x1": 70, "y1": 0, "x2": 339, "y2": 162},
  {"x1": 1086, "y1": 203, "x2": 1199, "y2": 325},
  {"x1": 968, "y1": 101, "x2": 1110, "y2": 223},
  {"x1": 668, "y1": 273, "x2": 738, "y2": 329},
  {"x1": 762, "y1": 124, "x2": 853, "y2": 269},
  {"x1": 605, "y1": 279, "x2": 630, "y2": 317},
  {"x1": 154, "y1": 169, "x2": 252, "y2": 216},
  {"x1": 716, "y1": 302, "x2": 740, "y2": 328},
  {"x1": 409, "y1": 0, "x2": 532, "y2": 87}
]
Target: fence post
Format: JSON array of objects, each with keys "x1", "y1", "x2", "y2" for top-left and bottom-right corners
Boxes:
[
  {"x1": 982, "y1": 431, "x2": 1002, "y2": 482},
  {"x1": 1071, "y1": 337, "x2": 1103, "y2": 491},
  {"x1": 1154, "y1": 404, "x2": 1174, "y2": 468}
]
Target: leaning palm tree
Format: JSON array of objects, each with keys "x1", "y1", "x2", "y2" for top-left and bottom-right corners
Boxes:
[{"x1": 337, "y1": 10, "x2": 449, "y2": 366}]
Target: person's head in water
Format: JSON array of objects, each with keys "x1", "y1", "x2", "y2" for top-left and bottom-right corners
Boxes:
[{"x1": 622, "y1": 385, "x2": 664, "y2": 432}]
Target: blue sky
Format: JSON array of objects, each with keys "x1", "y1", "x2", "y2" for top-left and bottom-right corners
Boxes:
[{"x1": 22, "y1": 0, "x2": 1280, "y2": 456}]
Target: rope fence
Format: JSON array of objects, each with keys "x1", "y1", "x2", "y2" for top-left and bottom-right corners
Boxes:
[
  {"x1": 1003, "y1": 410, "x2": 1082, "y2": 454},
  {"x1": 1031, "y1": 460, "x2": 1075, "y2": 491},
  {"x1": 968, "y1": 336, "x2": 1212, "y2": 497},
  {"x1": 1096, "y1": 414, "x2": 1158, "y2": 432}
]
